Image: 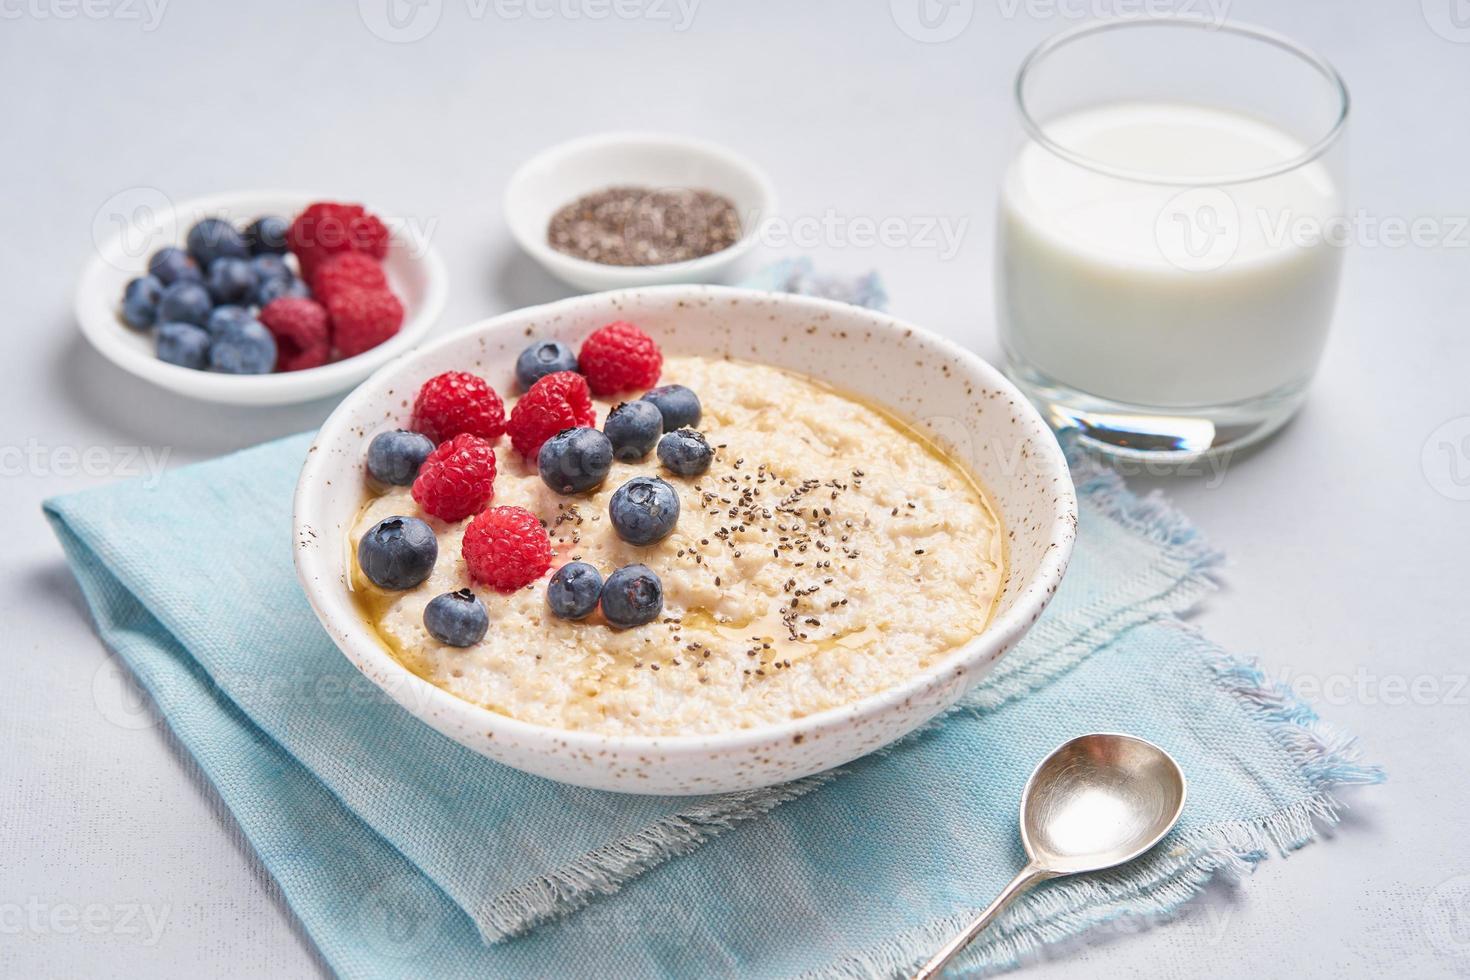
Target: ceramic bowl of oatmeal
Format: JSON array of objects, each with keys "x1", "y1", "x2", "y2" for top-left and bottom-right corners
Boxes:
[{"x1": 294, "y1": 286, "x2": 1075, "y2": 794}]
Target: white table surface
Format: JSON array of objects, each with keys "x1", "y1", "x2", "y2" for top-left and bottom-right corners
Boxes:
[{"x1": 2, "y1": 1, "x2": 1467, "y2": 976}]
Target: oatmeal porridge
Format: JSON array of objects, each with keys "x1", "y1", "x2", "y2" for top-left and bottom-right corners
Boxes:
[{"x1": 350, "y1": 352, "x2": 1005, "y2": 736}]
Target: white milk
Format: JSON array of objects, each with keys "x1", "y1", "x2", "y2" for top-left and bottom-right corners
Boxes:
[{"x1": 998, "y1": 102, "x2": 1344, "y2": 409}]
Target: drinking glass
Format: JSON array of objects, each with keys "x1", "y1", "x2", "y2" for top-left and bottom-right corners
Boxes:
[{"x1": 997, "y1": 18, "x2": 1350, "y2": 459}]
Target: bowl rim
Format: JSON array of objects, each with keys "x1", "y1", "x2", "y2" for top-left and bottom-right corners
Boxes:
[
  {"x1": 75, "y1": 188, "x2": 449, "y2": 403},
  {"x1": 503, "y1": 131, "x2": 778, "y2": 285},
  {"x1": 294, "y1": 284, "x2": 1076, "y2": 756}
]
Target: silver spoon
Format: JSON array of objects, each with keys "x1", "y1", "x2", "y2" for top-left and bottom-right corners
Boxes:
[{"x1": 912, "y1": 733, "x2": 1187, "y2": 980}]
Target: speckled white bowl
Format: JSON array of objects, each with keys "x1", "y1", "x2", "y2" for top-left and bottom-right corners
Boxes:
[{"x1": 293, "y1": 286, "x2": 1076, "y2": 794}]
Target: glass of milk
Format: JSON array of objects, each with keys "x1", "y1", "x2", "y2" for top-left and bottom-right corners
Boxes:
[{"x1": 997, "y1": 18, "x2": 1349, "y2": 459}]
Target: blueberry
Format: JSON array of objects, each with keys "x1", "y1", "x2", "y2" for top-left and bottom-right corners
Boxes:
[
  {"x1": 155, "y1": 322, "x2": 211, "y2": 370},
  {"x1": 367, "y1": 429, "x2": 435, "y2": 486},
  {"x1": 357, "y1": 516, "x2": 438, "y2": 590},
  {"x1": 538, "y1": 427, "x2": 613, "y2": 495},
  {"x1": 608, "y1": 476, "x2": 679, "y2": 545},
  {"x1": 206, "y1": 305, "x2": 251, "y2": 338},
  {"x1": 244, "y1": 215, "x2": 290, "y2": 256},
  {"x1": 147, "y1": 246, "x2": 201, "y2": 285},
  {"x1": 209, "y1": 318, "x2": 277, "y2": 374},
  {"x1": 601, "y1": 564, "x2": 663, "y2": 628},
  {"x1": 603, "y1": 400, "x2": 663, "y2": 462},
  {"x1": 250, "y1": 253, "x2": 291, "y2": 282},
  {"x1": 515, "y1": 340, "x2": 578, "y2": 391},
  {"x1": 252, "y1": 274, "x2": 295, "y2": 307},
  {"x1": 248, "y1": 253, "x2": 293, "y2": 306},
  {"x1": 157, "y1": 280, "x2": 212, "y2": 327},
  {"x1": 423, "y1": 588, "x2": 489, "y2": 647},
  {"x1": 186, "y1": 217, "x2": 250, "y2": 267},
  {"x1": 657, "y1": 429, "x2": 713, "y2": 477},
  {"x1": 642, "y1": 385, "x2": 701, "y2": 431},
  {"x1": 121, "y1": 275, "x2": 164, "y2": 329},
  {"x1": 206, "y1": 256, "x2": 258, "y2": 305},
  {"x1": 546, "y1": 561, "x2": 603, "y2": 620}
]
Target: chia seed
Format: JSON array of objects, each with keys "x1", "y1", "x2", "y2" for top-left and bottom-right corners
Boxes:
[{"x1": 546, "y1": 186, "x2": 742, "y2": 266}]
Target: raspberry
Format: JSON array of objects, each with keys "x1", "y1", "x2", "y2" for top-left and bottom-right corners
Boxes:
[
  {"x1": 578, "y1": 321, "x2": 662, "y2": 395},
  {"x1": 310, "y1": 251, "x2": 387, "y2": 304},
  {"x1": 258, "y1": 297, "x2": 330, "y2": 372},
  {"x1": 411, "y1": 433, "x2": 497, "y2": 522},
  {"x1": 329, "y1": 288, "x2": 404, "y2": 359},
  {"x1": 462, "y1": 506, "x2": 552, "y2": 592},
  {"x1": 287, "y1": 202, "x2": 391, "y2": 278},
  {"x1": 505, "y1": 371, "x2": 597, "y2": 458},
  {"x1": 411, "y1": 371, "x2": 506, "y2": 443}
]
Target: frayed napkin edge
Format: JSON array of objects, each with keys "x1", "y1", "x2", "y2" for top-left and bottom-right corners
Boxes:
[
  {"x1": 803, "y1": 632, "x2": 1386, "y2": 980},
  {"x1": 473, "y1": 772, "x2": 839, "y2": 941}
]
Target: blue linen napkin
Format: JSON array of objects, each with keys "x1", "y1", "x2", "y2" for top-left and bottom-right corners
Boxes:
[
  {"x1": 43, "y1": 275, "x2": 1381, "y2": 977},
  {"x1": 43, "y1": 433, "x2": 1381, "y2": 978}
]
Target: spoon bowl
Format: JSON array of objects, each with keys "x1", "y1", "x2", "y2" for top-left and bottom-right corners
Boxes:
[
  {"x1": 914, "y1": 733, "x2": 1185, "y2": 978},
  {"x1": 1022, "y1": 733, "x2": 1187, "y2": 874}
]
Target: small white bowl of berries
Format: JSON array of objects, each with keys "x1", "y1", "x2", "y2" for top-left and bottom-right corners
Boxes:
[{"x1": 74, "y1": 190, "x2": 448, "y2": 405}]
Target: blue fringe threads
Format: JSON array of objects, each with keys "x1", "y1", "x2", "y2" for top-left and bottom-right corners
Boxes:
[{"x1": 807, "y1": 644, "x2": 1385, "y2": 980}]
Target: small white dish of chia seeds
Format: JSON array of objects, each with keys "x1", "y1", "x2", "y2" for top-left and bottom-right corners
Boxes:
[{"x1": 504, "y1": 132, "x2": 776, "y2": 292}]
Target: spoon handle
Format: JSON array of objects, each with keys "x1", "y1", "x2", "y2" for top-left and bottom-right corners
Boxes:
[{"x1": 911, "y1": 863, "x2": 1053, "y2": 980}]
